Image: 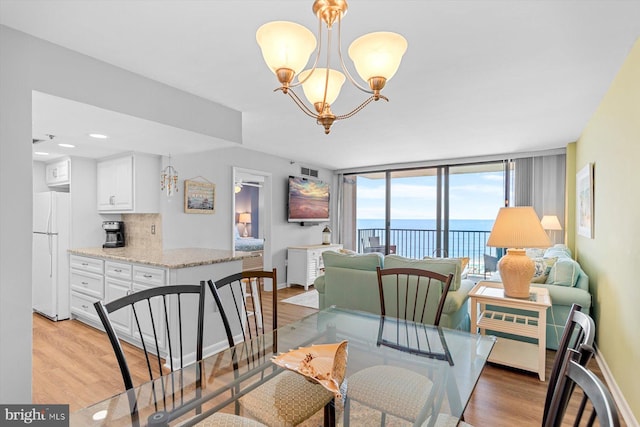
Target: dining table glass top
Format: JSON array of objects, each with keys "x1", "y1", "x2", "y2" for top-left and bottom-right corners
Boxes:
[{"x1": 71, "y1": 306, "x2": 495, "y2": 427}]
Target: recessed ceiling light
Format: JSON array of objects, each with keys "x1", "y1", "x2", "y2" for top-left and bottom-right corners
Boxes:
[
  {"x1": 34, "y1": 151, "x2": 49, "y2": 156},
  {"x1": 89, "y1": 133, "x2": 108, "y2": 139},
  {"x1": 58, "y1": 143, "x2": 75, "y2": 148}
]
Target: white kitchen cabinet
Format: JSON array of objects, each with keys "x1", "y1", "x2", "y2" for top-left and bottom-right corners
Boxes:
[
  {"x1": 97, "y1": 153, "x2": 160, "y2": 213},
  {"x1": 287, "y1": 244, "x2": 342, "y2": 290},
  {"x1": 102, "y1": 261, "x2": 166, "y2": 352},
  {"x1": 105, "y1": 277, "x2": 132, "y2": 336},
  {"x1": 46, "y1": 158, "x2": 70, "y2": 187},
  {"x1": 97, "y1": 155, "x2": 133, "y2": 211},
  {"x1": 70, "y1": 255, "x2": 104, "y2": 322},
  {"x1": 132, "y1": 281, "x2": 166, "y2": 352}
]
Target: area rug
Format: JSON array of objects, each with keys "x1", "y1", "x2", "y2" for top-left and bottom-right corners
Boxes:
[{"x1": 282, "y1": 290, "x2": 319, "y2": 309}]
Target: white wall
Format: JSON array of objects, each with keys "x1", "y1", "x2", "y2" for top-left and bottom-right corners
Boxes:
[
  {"x1": 0, "y1": 25, "x2": 242, "y2": 403},
  {"x1": 161, "y1": 146, "x2": 333, "y2": 284}
]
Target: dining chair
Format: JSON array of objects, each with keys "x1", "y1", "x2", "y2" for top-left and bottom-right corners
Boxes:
[
  {"x1": 207, "y1": 269, "x2": 337, "y2": 427},
  {"x1": 344, "y1": 267, "x2": 454, "y2": 426},
  {"x1": 544, "y1": 349, "x2": 620, "y2": 427},
  {"x1": 542, "y1": 303, "x2": 596, "y2": 426},
  {"x1": 95, "y1": 283, "x2": 265, "y2": 427}
]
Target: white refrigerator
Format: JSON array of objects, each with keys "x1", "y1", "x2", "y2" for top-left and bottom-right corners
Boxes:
[{"x1": 33, "y1": 191, "x2": 71, "y2": 321}]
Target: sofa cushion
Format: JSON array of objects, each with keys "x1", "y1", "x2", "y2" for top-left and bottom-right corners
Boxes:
[
  {"x1": 544, "y1": 244, "x2": 572, "y2": 259},
  {"x1": 546, "y1": 258, "x2": 581, "y2": 287},
  {"x1": 322, "y1": 251, "x2": 383, "y2": 271},
  {"x1": 384, "y1": 255, "x2": 462, "y2": 291}
]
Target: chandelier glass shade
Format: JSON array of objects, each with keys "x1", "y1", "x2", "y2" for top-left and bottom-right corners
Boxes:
[{"x1": 256, "y1": 0, "x2": 408, "y2": 134}]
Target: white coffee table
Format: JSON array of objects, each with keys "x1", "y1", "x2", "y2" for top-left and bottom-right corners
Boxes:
[{"x1": 469, "y1": 281, "x2": 552, "y2": 380}]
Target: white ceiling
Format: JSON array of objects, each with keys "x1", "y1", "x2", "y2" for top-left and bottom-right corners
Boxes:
[{"x1": 2, "y1": 0, "x2": 639, "y2": 170}]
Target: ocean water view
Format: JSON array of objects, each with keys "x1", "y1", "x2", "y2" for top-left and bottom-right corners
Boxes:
[
  {"x1": 356, "y1": 219, "x2": 497, "y2": 274},
  {"x1": 357, "y1": 219, "x2": 494, "y2": 232}
]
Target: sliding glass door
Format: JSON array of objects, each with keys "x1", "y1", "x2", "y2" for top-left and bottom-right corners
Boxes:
[{"x1": 348, "y1": 161, "x2": 510, "y2": 277}]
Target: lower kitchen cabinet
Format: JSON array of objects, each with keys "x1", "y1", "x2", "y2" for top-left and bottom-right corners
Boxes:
[
  {"x1": 68, "y1": 249, "x2": 245, "y2": 364},
  {"x1": 70, "y1": 255, "x2": 104, "y2": 324}
]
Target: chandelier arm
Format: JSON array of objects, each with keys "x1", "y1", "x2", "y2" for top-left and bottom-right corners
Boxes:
[
  {"x1": 320, "y1": 23, "x2": 334, "y2": 111},
  {"x1": 334, "y1": 95, "x2": 388, "y2": 121},
  {"x1": 286, "y1": 17, "x2": 324, "y2": 90},
  {"x1": 286, "y1": 89, "x2": 321, "y2": 119},
  {"x1": 336, "y1": 15, "x2": 375, "y2": 95}
]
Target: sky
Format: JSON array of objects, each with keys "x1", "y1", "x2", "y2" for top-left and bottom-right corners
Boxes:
[{"x1": 356, "y1": 171, "x2": 505, "y2": 220}]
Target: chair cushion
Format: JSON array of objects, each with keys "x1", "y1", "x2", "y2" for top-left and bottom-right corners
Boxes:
[
  {"x1": 384, "y1": 255, "x2": 462, "y2": 291},
  {"x1": 348, "y1": 365, "x2": 433, "y2": 422},
  {"x1": 322, "y1": 251, "x2": 383, "y2": 271},
  {"x1": 192, "y1": 413, "x2": 267, "y2": 427},
  {"x1": 239, "y1": 370, "x2": 333, "y2": 426}
]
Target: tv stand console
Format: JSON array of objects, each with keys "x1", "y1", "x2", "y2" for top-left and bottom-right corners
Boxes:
[{"x1": 287, "y1": 244, "x2": 342, "y2": 290}]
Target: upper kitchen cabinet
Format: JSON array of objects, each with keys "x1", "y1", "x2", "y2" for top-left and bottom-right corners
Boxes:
[
  {"x1": 97, "y1": 153, "x2": 160, "y2": 213},
  {"x1": 46, "y1": 158, "x2": 70, "y2": 187}
]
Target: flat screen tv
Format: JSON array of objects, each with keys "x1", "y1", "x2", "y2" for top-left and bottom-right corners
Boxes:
[{"x1": 287, "y1": 176, "x2": 330, "y2": 223}]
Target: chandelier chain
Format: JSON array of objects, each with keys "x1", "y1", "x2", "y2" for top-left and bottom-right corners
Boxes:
[
  {"x1": 284, "y1": 89, "x2": 322, "y2": 119},
  {"x1": 335, "y1": 95, "x2": 388, "y2": 120}
]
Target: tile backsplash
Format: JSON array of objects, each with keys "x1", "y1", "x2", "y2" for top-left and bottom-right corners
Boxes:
[{"x1": 122, "y1": 213, "x2": 162, "y2": 251}]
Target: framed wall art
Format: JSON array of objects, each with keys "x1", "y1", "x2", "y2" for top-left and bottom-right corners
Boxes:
[
  {"x1": 576, "y1": 163, "x2": 594, "y2": 238},
  {"x1": 184, "y1": 178, "x2": 215, "y2": 214}
]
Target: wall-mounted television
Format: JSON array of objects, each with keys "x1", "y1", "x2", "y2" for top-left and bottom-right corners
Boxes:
[{"x1": 287, "y1": 176, "x2": 330, "y2": 223}]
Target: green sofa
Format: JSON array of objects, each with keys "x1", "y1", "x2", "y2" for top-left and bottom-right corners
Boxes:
[
  {"x1": 314, "y1": 252, "x2": 473, "y2": 331},
  {"x1": 487, "y1": 244, "x2": 592, "y2": 350}
]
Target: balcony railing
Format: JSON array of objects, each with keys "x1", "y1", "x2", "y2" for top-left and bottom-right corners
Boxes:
[{"x1": 358, "y1": 228, "x2": 500, "y2": 276}]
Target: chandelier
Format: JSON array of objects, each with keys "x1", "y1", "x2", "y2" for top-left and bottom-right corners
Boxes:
[{"x1": 256, "y1": 0, "x2": 408, "y2": 134}]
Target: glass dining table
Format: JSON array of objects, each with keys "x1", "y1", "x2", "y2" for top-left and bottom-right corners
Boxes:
[{"x1": 71, "y1": 307, "x2": 496, "y2": 427}]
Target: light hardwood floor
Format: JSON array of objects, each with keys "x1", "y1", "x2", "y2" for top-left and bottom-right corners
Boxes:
[{"x1": 33, "y1": 286, "x2": 624, "y2": 426}]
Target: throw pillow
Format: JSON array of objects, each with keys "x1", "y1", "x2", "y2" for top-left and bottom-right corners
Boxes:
[
  {"x1": 545, "y1": 258, "x2": 580, "y2": 287},
  {"x1": 531, "y1": 257, "x2": 557, "y2": 283},
  {"x1": 384, "y1": 255, "x2": 461, "y2": 291}
]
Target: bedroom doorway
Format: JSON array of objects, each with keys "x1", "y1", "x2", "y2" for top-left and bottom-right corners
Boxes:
[{"x1": 232, "y1": 167, "x2": 272, "y2": 278}]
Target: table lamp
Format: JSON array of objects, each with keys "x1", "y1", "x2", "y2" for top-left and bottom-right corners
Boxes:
[
  {"x1": 486, "y1": 207, "x2": 551, "y2": 298},
  {"x1": 541, "y1": 215, "x2": 563, "y2": 243},
  {"x1": 238, "y1": 212, "x2": 251, "y2": 237}
]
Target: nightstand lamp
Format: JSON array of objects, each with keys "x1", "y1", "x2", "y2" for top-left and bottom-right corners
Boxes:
[
  {"x1": 238, "y1": 212, "x2": 251, "y2": 238},
  {"x1": 486, "y1": 207, "x2": 551, "y2": 298}
]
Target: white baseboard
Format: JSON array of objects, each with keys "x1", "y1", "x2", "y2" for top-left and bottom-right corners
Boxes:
[{"x1": 594, "y1": 343, "x2": 639, "y2": 427}]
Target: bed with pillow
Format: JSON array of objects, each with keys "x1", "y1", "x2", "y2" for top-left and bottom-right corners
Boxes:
[
  {"x1": 488, "y1": 244, "x2": 592, "y2": 350},
  {"x1": 234, "y1": 228, "x2": 264, "y2": 271}
]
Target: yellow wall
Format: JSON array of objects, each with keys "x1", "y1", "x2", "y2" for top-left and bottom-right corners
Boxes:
[{"x1": 574, "y1": 37, "x2": 640, "y2": 420}]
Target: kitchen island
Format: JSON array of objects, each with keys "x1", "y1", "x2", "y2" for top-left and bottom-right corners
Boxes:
[{"x1": 67, "y1": 247, "x2": 261, "y2": 365}]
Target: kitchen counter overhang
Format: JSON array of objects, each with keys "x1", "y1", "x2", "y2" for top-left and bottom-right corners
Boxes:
[{"x1": 68, "y1": 247, "x2": 259, "y2": 269}]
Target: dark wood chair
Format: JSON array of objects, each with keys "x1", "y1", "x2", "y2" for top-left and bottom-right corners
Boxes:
[
  {"x1": 376, "y1": 267, "x2": 453, "y2": 325},
  {"x1": 544, "y1": 349, "x2": 620, "y2": 427},
  {"x1": 344, "y1": 267, "x2": 454, "y2": 426},
  {"x1": 542, "y1": 304, "x2": 596, "y2": 425},
  {"x1": 95, "y1": 283, "x2": 265, "y2": 427},
  {"x1": 206, "y1": 269, "x2": 337, "y2": 427},
  {"x1": 94, "y1": 284, "x2": 205, "y2": 392},
  {"x1": 542, "y1": 303, "x2": 596, "y2": 426}
]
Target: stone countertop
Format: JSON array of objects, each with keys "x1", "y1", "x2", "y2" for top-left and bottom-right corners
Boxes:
[{"x1": 68, "y1": 247, "x2": 259, "y2": 269}]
